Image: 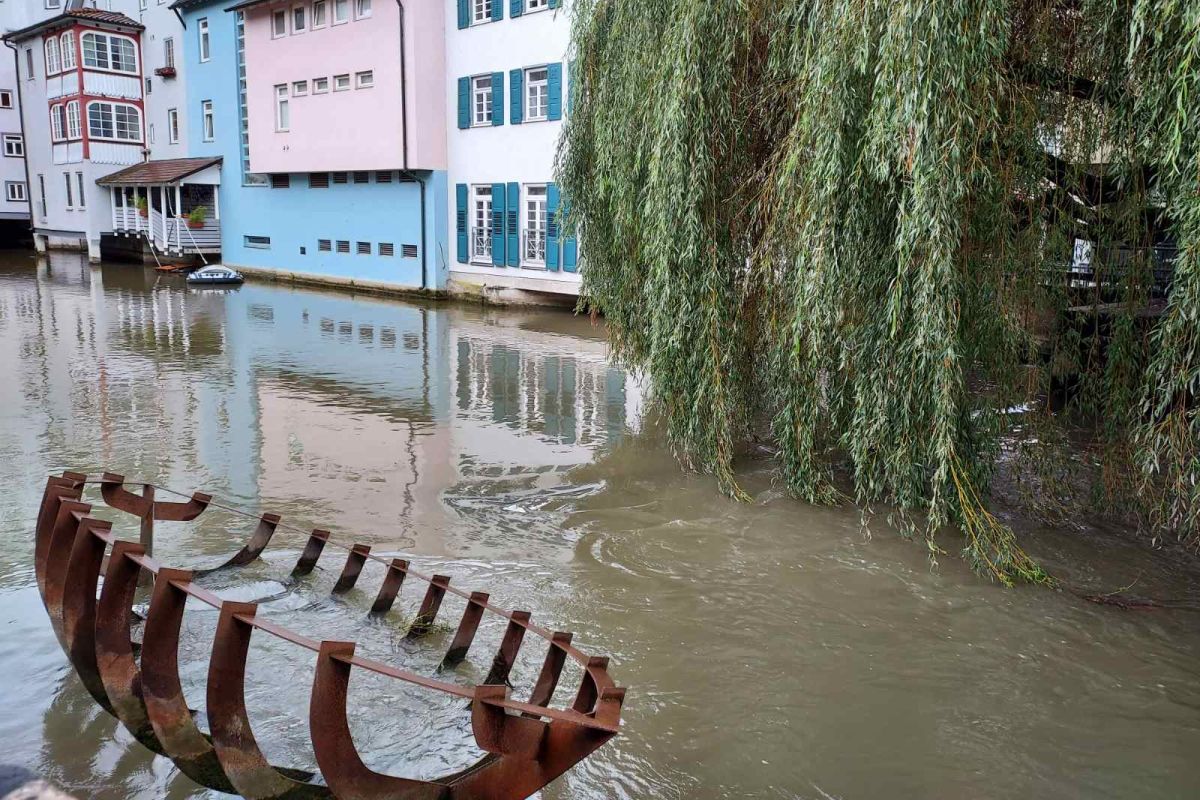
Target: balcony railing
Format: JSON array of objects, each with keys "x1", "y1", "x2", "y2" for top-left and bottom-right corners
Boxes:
[{"x1": 472, "y1": 227, "x2": 492, "y2": 260}]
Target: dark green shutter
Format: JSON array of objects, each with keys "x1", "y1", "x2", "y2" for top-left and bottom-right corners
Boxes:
[
  {"x1": 491, "y1": 72, "x2": 504, "y2": 125},
  {"x1": 506, "y1": 182, "x2": 520, "y2": 266},
  {"x1": 546, "y1": 182, "x2": 560, "y2": 271},
  {"x1": 549, "y1": 0, "x2": 559, "y2": 8},
  {"x1": 510, "y1": 0, "x2": 523, "y2": 17},
  {"x1": 562, "y1": 195, "x2": 577, "y2": 272},
  {"x1": 547, "y1": 62, "x2": 562, "y2": 121},
  {"x1": 455, "y1": 183, "x2": 468, "y2": 263},
  {"x1": 457, "y1": 0, "x2": 469, "y2": 28},
  {"x1": 491, "y1": 182, "x2": 506, "y2": 266},
  {"x1": 510, "y1": 68, "x2": 523, "y2": 124},
  {"x1": 457, "y1": 77, "x2": 469, "y2": 129},
  {"x1": 491, "y1": 0, "x2": 503, "y2": 22}
]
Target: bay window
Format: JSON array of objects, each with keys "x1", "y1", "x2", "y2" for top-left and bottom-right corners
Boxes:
[
  {"x1": 66, "y1": 101, "x2": 80, "y2": 139},
  {"x1": 61, "y1": 32, "x2": 75, "y2": 70},
  {"x1": 45, "y1": 37, "x2": 60, "y2": 75},
  {"x1": 82, "y1": 32, "x2": 138, "y2": 74},
  {"x1": 87, "y1": 101, "x2": 142, "y2": 142}
]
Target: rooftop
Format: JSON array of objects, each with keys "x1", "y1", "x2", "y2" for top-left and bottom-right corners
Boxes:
[
  {"x1": 2, "y1": 9, "x2": 143, "y2": 43},
  {"x1": 97, "y1": 158, "x2": 224, "y2": 186}
]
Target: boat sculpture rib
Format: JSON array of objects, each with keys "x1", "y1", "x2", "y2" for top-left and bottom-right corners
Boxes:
[{"x1": 33, "y1": 471, "x2": 626, "y2": 800}]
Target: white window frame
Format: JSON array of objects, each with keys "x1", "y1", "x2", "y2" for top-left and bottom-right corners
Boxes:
[
  {"x1": 76, "y1": 172, "x2": 86, "y2": 208},
  {"x1": 293, "y1": 80, "x2": 308, "y2": 96},
  {"x1": 333, "y1": 0, "x2": 350, "y2": 24},
  {"x1": 167, "y1": 107, "x2": 179, "y2": 143},
  {"x1": 86, "y1": 101, "x2": 143, "y2": 143},
  {"x1": 25, "y1": 49, "x2": 34, "y2": 82},
  {"x1": 312, "y1": 76, "x2": 330, "y2": 94},
  {"x1": 472, "y1": 0, "x2": 492, "y2": 25},
  {"x1": 523, "y1": 184, "x2": 548, "y2": 266},
  {"x1": 0, "y1": 91, "x2": 11, "y2": 109},
  {"x1": 355, "y1": 70, "x2": 373, "y2": 89},
  {"x1": 5, "y1": 182, "x2": 26, "y2": 202},
  {"x1": 201, "y1": 100, "x2": 214, "y2": 141},
  {"x1": 82, "y1": 32, "x2": 139, "y2": 75},
  {"x1": 163, "y1": 37, "x2": 175, "y2": 69},
  {"x1": 63, "y1": 172, "x2": 73, "y2": 210},
  {"x1": 3, "y1": 134, "x2": 24, "y2": 157},
  {"x1": 272, "y1": 10, "x2": 288, "y2": 37},
  {"x1": 471, "y1": 75, "x2": 492, "y2": 127},
  {"x1": 355, "y1": 0, "x2": 372, "y2": 19},
  {"x1": 526, "y1": 0, "x2": 548, "y2": 11},
  {"x1": 199, "y1": 18, "x2": 211, "y2": 61},
  {"x1": 333, "y1": 74, "x2": 350, "y2": 91},
  {"x1": 275, "y1": 85, "x2": 290, "y2": 131},
  {"x1": 45, "y1": 37, "x2": 61, "y2": 76},
  {"x1": 312, "y1": 0, "x2": 328, "y2": 27},
  {"x1": 66, "y1": 101, "x2": 80, "y2": 140},
  {"x1": 471, "y1": 185, "x2": 493, "y2": 262},
  {"x1": 60, "y1": 32, "x2": 76, "y2": 71},
  {"x1": 49, "y1": 105, "x2": 65, "y2": 142},
  {"x1": 525, "y1": 66, "x2": 549, "y2": 122},
  {"x1": 293, "y1": 5, "x2": 308, "y2": 32}
]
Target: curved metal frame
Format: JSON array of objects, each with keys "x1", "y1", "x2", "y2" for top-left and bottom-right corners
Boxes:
[{"x1": 33, "y1": 472, "x2": 625, "y2": 800}]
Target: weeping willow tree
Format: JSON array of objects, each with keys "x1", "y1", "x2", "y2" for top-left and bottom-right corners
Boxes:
[{"x1": 558, "y1": 0, "x2": 1199, "y2": 583}]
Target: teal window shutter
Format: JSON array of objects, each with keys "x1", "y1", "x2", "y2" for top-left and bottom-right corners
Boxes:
[
  {"x1": 549, "y1": 0, "x2": 559, "y2": 8},
  {"x1": 510, "y1": 0, "x2": 523, "y2": 17},
  {"x1": 547, "y1": 62, "x2": 562, "y2": 121},
  {"x1": 509, "y1": 68, "x2": 523, "y2": 125},
  {"x1": 458, "y1": 0, "x2": 469, "y2": 28},
  {"x1": 457, "y1": 77, "x2": 470, "y2": 129},
  {"x1": 546, "y1": 182, "x2": 560, "y2": 271},
  {"x1": 491, "y1": 72, "x2": 504, "y2": 125},
  {"x1": 506, "y1": 182, "x2": 520, "y2": 266},
  {"x1": 562, "y1": 195, "x2": 577, "y2": 272},
  {"x1": 491, "y1": 0, "x2": 503, "y2": 22},
  {"x1": 491, "y1": 182, "x2": 506, "y2": 266},
  {"x1": 455, "y1": 184, "x2": 468, "y2": 263}
]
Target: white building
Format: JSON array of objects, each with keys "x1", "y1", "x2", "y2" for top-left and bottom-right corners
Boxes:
[
  {"x1": 2, "y1": 0, "x2": 187, "y2": 260},
  {"x1": 444, "y1": 0, "x2": 580, "y2": 301}
]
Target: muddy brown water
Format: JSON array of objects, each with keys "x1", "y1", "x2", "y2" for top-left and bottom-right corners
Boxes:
[{"x1": 1, "y1": 252, "x2": 1198, "y2": 799}]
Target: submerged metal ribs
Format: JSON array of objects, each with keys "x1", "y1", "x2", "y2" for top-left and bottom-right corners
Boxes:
[{"x1": 34, "y1": 471, "x2": 625, "y2": 799}]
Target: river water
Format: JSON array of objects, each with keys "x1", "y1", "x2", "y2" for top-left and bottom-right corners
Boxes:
[{"x1": 0, "y1": 252, "x2": 1197, "y2": 799}]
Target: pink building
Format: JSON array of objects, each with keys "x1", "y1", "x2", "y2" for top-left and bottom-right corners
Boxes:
[{"x1": 237, "y1": 0, "x2": 445, "y2": 173}]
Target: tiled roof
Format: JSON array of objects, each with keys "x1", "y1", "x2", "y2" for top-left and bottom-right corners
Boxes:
[
  {"x1": 97, "y1": 158, "x2": 224, "y2": 186},
  {"x1": 64, "y1": 9, "x2": 142, "y2": 27},
  {"x1": 2, "y1": 9, "x2": 143, "y2": 42}
]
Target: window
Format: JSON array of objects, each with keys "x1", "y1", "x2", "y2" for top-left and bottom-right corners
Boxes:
[
  {"x1": 145, "y1": 77, "x2": 153, "y2": 94},
  {"x1": 356, "y1": 241, "x2": 370, "y2": 255},
  {"x1": 524, "y1": 184, "x2": 547, "y2": 263},
  {"x1": 318, "y1": 238, "x2": 332, "y2": 251},
  {"x1": 25, "y1": 49, "x2": 34, "y2": 81},
  {"x1": 275, "y1": 85, "x2": 290, "y2": 131},
  {"x1": 270, "y1": 174, "x2": 290, "y2": 188},
  {"x1": 333, "y1": 0, "x2": 349, "y2": 24},
  {"x1": 167, "y1": 108, "x2": 179, "y2": 143},
  {"x1": 45, "y1": 37, "x2": 60, "y2": 75},
  {"x1": 355, "y1": 0, "x2": 372, "y2": 18},
  {"x1": 76, "y1": 173, "x2": 85, "y2": 208},
  {"x1": 375, "y1": 171, "x2": 392, "y2": 183},
  {"x1": 45, "y1": 0, "x2": 62, "y2": 7},
  {"x1": 332, "y1": 172, "x2": 348, "y2": 184},
  {"x1": 472, "y1": 0, "x2": 492, "y2": 24},
  {"x1": 201, "y1": 100, "x2": 214, "y2": 141},
  {"x1": 3, "y1": 135, "x2": 23, "y2": 157},
  {"x1": 333, "y1": 74, "x2": 350, "y2": 91},
  {"x1": 163, "y1": 37, "x2": 175, "y2": 69},
  {"x1": 82, "y1": 33, "x2": 138, "y2": 74},
  {"x1": 273, "y1": 10, "x2": 288, "y2": 37},
  {"x1": 335, "y1": 239, "x2": 350, "y2": 253},
  {"x1": 0, "y1": 91, "x2": 11, "y2": 109},
  {"x1": 244, "y1": 235, "x2": 271, "y2": 249},
  {"x1": 199, "y1": 18, "x2": 211, "y2": 61},
  {"x1": 37, "y1": 175, "x2": 45, "y2": 217},
  {"x1": 472, "y1": 185, "x2": 492, "y2": 260},
  {"x1": 293, "y1": 6, "x2": 307, "y2": 32},
  {"x1": 148, "y1": 122, "x2": 156, "y2": 144},
  {"x1": 471, "y1": 75, "x2": 492, "y2": 126},
  {"x1": 63, "y1": 173, "x2": 73, "y2": 209},
  {"x1": 525, "y1": 67, "x2": 549, "y2": 121},
  {"x1": 312, "y1": 0, "x2": 327, "y2": 27},
  {"x1": 49, "y1": 105, "x2": 65, "y2": 141},
  {"x1": 293, "y1": 80, "x2": 308, "y2": 96},
  {"x1": 355, "y1": 70, "x2": 373, "y2": 89},
  {"x1": 87, "y1": 102, "x2": 142, "y2": 142},
  {"x1": 378, "y1": 242, "x2": 394, "y2": 256},
  {"x1": 310, "y1": 173, "x2": 329, "y2": 188},
  {"x1": 401, "y1": 243, "x2": 418, "y2": 258},
  {"x1": 527, "y1": 0, "x2": 548, "y2": 10},
  {"x1": 313, "y1": 77, "x2": 329, "y2": 93},
  {"x1": 66, "y1": 101, "x2": 80, "y2": 139},
  {"x1": 61, "y1": 32, "x2": 76, "y2": 70},
  {"x1": 5, "y1": 182, "x2": 26, "y2": 202},
  {"x1": 353, "y1": 171, "x2": 369, "y2": 183}
]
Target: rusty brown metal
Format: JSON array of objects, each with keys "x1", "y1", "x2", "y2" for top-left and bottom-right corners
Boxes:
[{"x1": 32, "y1": 472, "x2": 626, "y2": 800}]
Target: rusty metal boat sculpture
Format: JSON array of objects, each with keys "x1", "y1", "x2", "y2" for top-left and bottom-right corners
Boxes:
[{"x1": 35, "y1": 471, "x2": 625, "y2": 799}]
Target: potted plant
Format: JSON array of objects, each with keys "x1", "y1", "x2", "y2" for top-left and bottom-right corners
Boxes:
[
  {"x1": 136, "y1": 196, "x2": 148, "y2": 218},
  {"x1": 186, "y1": 206, "x2": 207, "y2": 229}
]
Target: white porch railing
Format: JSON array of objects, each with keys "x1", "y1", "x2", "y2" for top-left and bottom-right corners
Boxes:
[{"x1": 472, "y1": 227, "x2": 492, "y2": 260}]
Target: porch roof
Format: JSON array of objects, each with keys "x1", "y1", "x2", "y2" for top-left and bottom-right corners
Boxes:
[{"x1": 97, "y1": 158, "x2": 223, "y2": 187}]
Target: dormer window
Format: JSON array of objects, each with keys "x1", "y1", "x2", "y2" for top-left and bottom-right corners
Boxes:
[{"x1": 82, "y1": 32, "x2": 138, "y2": 75}]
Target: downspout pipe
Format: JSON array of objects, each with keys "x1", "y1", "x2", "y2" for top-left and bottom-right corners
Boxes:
[{"x1": 396, "y1": 0, "x2": 427, "y2": 290}]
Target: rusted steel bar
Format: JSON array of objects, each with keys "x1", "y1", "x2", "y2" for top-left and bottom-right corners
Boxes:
[
  {"x1": 331, "y1": 543, "x2": 371, "y2": 594},
  {"x1": 484, "y1": 610, "x2": 532, "y2": 687},
  {"x1": 34, "y1": 474, "x2": 84, "y2": 594},
  {"x1": 406, "y1": 574, "x2": 450, "y2": 637},
  {"x1": 573, "y1": 656, "x2": 616, "y2": 715},
  {"x1": 441, "y1": 591, "x2": 491, "y2": 667},
  {"x1": 527, "y1": 631, "x2": 573, "y2": 708},
  {"x1": 291, "y1": 529, "x2": 330, "y2": 577},
  {"x1": 200, "y1": 512, "x2": 281, "y2": 574},
  {"x1": 99, "y1": 472, "x2": 210, "y2": 521},
  {"x1": 369, "y1": 558, "x2": 409, "y2": 614},
  {"x1": 42, "y1": 503, "x2": 94, "y2": 638},
  {"x1": 60, "y1": 514, "x2": 115, "y2": 713}
]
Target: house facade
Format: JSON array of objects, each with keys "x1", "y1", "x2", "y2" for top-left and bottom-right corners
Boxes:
[
  {"x1": 171, "y1": 0, "x2": 447, "y2": 290},
  {"x1": 445, "y1": 0, "x2": 579, "y2": 298}
]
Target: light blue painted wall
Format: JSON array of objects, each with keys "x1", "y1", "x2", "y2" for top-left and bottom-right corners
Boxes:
[{"x1": 178, "y1": 3, "x2": 447, "y2": 289}]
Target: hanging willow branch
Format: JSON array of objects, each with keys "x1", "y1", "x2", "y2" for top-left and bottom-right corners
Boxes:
[{"x1": 559, "y1": 0, "x2": 1199, "y2": 583}]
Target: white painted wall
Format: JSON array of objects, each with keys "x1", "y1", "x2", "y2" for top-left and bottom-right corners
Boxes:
[
  {"x1": 135, "y1": 0, "x2": 188, "y2": 160},
  {"x1": 443, "y1": 1, "x2": 580, "y2": 295}
]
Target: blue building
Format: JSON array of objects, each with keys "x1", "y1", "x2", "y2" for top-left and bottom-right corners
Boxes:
[{"x1": 170, "y1": 0, "x2": 448, "y2": 291}]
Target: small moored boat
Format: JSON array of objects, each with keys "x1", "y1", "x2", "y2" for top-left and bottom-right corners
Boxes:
[{"x1": 186, "y1": 265, "x2": 244, "y2": 286}]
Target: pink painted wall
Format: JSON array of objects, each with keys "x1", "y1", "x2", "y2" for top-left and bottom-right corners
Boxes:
[{"x1": 245, "y1": 0, "x2": 445, "y2": 173}]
